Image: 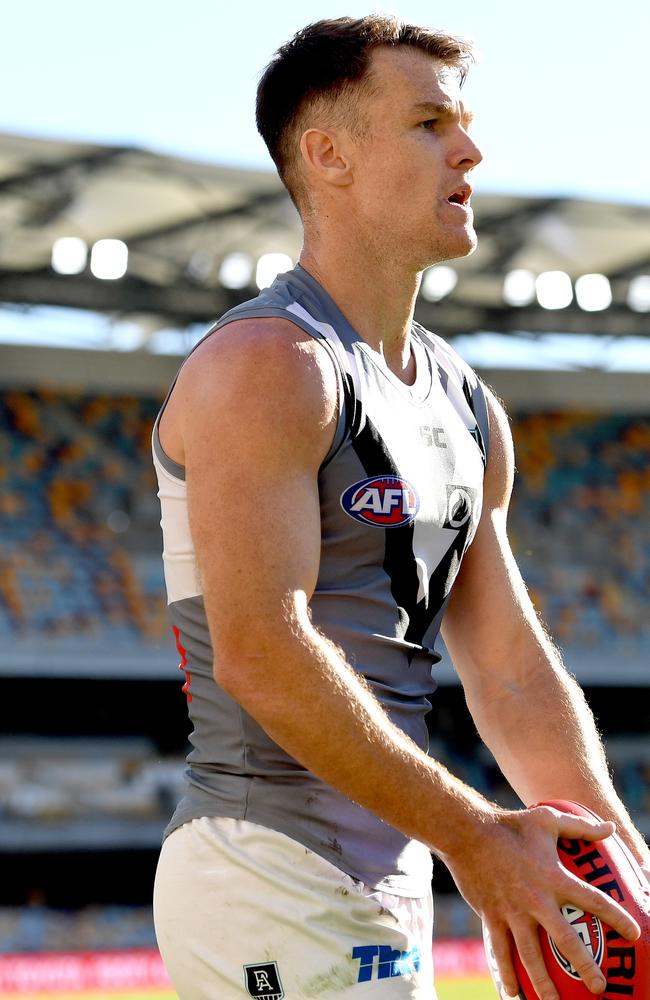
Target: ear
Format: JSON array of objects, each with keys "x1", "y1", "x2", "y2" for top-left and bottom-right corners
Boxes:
[{"x1": 299, "y1": 128, "x2": 353, "y2": 189}]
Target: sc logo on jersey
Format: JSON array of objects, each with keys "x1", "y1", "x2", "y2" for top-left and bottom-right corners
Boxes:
[{"x1": 341, "y1": 476, "x2": 419, "y2": 528}]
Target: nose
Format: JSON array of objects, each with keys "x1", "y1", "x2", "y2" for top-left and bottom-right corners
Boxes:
[{"x1": 450, "y1": 128, "x2": 483, "y2": 171}]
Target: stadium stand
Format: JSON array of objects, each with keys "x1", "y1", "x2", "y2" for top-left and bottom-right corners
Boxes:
[
  {"x1": 511, "y1": 411, "x2": 650, "y2": 649},
  {"x1": 0, "y1": 903, "x2": 158, "y2": 953},
  {"x1": 1, "y1": 389, "x2": 648, "y2": 649},
  {"x1": 0, "y1": 390, "x2": 166, "y2": 641}
]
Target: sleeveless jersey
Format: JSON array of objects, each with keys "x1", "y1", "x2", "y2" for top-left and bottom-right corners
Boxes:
[{"x1": 152, "y1": 264, "x2": 490, "y2": 897}]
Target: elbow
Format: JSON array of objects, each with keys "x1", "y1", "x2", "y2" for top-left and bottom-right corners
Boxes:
[
  {"x1": 210, "y1": 622, "x2": 300, "y2": 700},
  {"x1": 207, "y1": 590, "x2": 314, "y2": 697},
  {"x1": 212, "y1": 652, "x2": 241, "y2": 696},
  {"x1": 211, "y1": 638, "x2": 263, "y2": 697}
]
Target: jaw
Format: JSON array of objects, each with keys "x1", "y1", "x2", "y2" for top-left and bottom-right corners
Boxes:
[{"x1": 416, "y1": 223, "x2": 478, "y2": 270}]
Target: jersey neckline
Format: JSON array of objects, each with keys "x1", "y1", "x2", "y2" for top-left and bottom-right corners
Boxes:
[{"x1": 290, "y1": 264, "x2": 434, "y2": 404}]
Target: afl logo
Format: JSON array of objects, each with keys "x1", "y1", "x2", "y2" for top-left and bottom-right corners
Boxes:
[
  {"x1": 341, "y1": 475, "x2": 419, "y2": 528},
  {"x1": 549, "y1": 905, "x2": 604, "y2": 980}
]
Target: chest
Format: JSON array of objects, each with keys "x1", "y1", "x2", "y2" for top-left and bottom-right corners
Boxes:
[{"x1": 318, "y1": 352, "x2": 485, "y2": 558}]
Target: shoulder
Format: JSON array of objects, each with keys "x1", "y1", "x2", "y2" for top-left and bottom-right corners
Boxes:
[
  {"x1": 174, "y1": 316, "x2": 340, "y2": 469},
  {"x1": 182, "y1": 316, "x2": 337, "y2": 394}
]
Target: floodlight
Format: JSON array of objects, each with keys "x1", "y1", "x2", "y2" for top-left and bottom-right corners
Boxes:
[
  {"x1": 575, "y1": 273, "x2": 612, "y2": 312},
  {"x1": 256, "y1": 253, "x2": 293, "y2": 290},
  {"x1": 187, "y1": 250, "x2": 214, "y2": 283},
  {"x1": 420, "y1": 266, "x2": 457, "y2": 302},
  {"x1": 219, "y1": 252, "x2": 253, "y2": 289},
  {"x1": 628, "y1": 275, "x2": 650, "y2": 313},
  {"x1": 90, "y1": 239, "x2": 128, "y2": 280},
  {"x1": 535, "y1": 270, "x2": 573, "y2": 310},
  {"x1": 503, "y1": 269, "x2": 536, "y2": 307},
  {"x1": 51, "y1": 237, "x2": 88, "y2": 275}
]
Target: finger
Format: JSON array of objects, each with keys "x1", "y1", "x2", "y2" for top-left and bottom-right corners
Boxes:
[
  {"x1": 541, "y1": 904, "x2": 607, "y2": 995},
  {"x1": 549, "y1": 810, "x2": 615, "y2": 843},
  {"x1": 510, "y1": 921, "x2": 559, "y2": 1000},
  {"x1": 562, "y1": 872, "x2": 641, "y2": 942},
  {"x1": 484, "y1": 921, "x2": 521, "y2": 999}
]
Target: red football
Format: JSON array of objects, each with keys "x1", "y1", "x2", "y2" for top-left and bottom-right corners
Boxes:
[{"x1": 483, "y1": 799, "x2": 650, "y2": 999}]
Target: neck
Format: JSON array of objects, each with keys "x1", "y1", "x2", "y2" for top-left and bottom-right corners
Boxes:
[{"x1": 299, "y1": 227, "x2": 421, "y2": 382}]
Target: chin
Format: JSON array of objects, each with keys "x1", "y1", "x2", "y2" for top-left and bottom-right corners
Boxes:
[
  {"x1": 448, "y1": 225, "x2": 478, "y2": 260},
  {"x1": 423, "y1": 231, "x2": 477, "y2": 268}
]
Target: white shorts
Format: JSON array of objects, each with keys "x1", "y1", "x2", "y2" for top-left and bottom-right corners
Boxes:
[{"x1": 153, "y1": 816, "x2": 436, "y2": 999}]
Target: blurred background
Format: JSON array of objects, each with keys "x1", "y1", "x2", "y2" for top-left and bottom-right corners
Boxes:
[{"x1": 1, "y1": 1, "x2": 648, "y2": 997}]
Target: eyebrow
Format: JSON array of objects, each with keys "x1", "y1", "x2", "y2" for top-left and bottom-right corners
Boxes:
[{"x1": 411, "y1": 100, "x2": 474, "y2": 127}]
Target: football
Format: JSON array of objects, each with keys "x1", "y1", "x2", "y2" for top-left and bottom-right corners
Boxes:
[{"x1": 483, "y1": 799, "x2": 650, "y2": 999}]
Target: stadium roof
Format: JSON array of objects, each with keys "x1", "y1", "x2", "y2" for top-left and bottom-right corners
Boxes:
[{"x1": 1, "y1": 131, "x2": 649, "y2": 341}]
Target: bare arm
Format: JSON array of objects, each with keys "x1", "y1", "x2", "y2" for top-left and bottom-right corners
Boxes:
[
  {"x1": 442, "y1": 387, "x2": 650, "y2": 869},
  {"x1": 169, "y1": 325, "x2": 639, "y2": 1000}
]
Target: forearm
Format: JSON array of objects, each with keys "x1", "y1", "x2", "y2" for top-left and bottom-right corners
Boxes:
[
  {"x1": 465, "y1": 636, "x2": 650, "y2": 867},
  {"x1": 215, "y1": 607, "x2": 497, "y2": 864}
]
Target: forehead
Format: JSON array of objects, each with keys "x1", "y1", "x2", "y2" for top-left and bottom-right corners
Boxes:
[{"x1": 366, "y1": 45, "x2": 462, "y2": 114}]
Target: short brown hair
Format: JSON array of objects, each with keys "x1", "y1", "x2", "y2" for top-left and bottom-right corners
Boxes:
[{"x1": 256, "y1": 15, "x2": 474, "y2": 210}]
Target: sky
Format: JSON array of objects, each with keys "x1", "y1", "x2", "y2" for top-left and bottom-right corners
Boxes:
[{"x1": 3, "y1": 0, "x2": 649, "y2": 204}]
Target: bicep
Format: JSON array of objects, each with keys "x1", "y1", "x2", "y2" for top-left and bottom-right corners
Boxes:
[{"x1": 180, "y1": 322, "x2": 337, "y2": 665}]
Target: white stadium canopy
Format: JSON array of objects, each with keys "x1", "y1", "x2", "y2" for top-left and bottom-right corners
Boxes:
[{"x1": 1, "y1": 130, "x2": 649, "y2": 342}]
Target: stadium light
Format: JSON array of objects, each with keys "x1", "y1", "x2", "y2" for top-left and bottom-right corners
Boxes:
[
  {"x1": 575, "y1": 273, "x2": 612, "y2": 312},
  {"x1": 219, "y1": 252, "x2": 254, "y2": 289},
  {"x1": 627, "y1": 275, "x2": 650, "y2": 313},
  {"x1": 503, "y1": 269, "x2": 536, "y2": 307},
  {"x1": 51, "y1": 237, "x2": 88, "y2": 275},
  {"x1": 90, "y1": 239, "x2": 128, "y2": 280},
  {"x1": 535, "y1": 270, "x2": 573, "y2": 310},
  {"x1": 256, "y1": 253, "x2": 293, "y2": 290},
  {"x1": 186, "y1": 250, "x2": 214, "y2": 283},
  {"x1": 420, "y1": 266, "x2": 457, "y2": 302}
]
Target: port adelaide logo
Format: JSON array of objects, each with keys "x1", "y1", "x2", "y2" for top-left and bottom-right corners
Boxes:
[
  {"x1": 341, "y1": 475, "x2": 419, "y2": 528},
  {"x1": 549, "y1": 905, "x2": 604, "y2": 980},
  {"x1": 243, "y1": 960, "x2": 284, "y2": 999}
]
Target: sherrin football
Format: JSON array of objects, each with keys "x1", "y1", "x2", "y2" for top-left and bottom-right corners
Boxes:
[{"x1": 483, "y1": 799, "x2": 650, "y2": 1000}]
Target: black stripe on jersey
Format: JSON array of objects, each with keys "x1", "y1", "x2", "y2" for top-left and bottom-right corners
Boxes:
[
  {"x1": 352, "y1": 417, "x2": 479, "y2": 658},
  {"x1": 417, "y1": 529, "x2": 468, "y2": 637},
  {"x1": 461, "y1": 376, "x2": 488, "y2": 466},
  {"x1": 351, "y1": 417, "x2": 473, "y2": 661},
  {"x1": 351, "y1": 418, "x2": 419, "y2": 654}
]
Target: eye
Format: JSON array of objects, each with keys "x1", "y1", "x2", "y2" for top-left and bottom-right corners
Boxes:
[{"x1": 420, "y1": 119, "x2": 438, "y2": 131}]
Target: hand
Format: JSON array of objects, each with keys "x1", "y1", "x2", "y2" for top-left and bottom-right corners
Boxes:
[{"x1": 443, "y1": 804, "x2": 641, "y2": 1000}]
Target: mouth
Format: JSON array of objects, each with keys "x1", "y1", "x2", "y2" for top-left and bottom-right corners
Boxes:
[{"x1": 445, "y1": 184, "x2": 472, "y2": 207}]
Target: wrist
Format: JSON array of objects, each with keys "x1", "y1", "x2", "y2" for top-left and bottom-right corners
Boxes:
[{"x1": 427, "y1": 781, "x2": 504, "y2": 862}]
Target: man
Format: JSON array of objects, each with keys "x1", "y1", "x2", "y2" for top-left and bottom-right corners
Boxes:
[{"x1": 152, "y1": 16, "x2": 649, "y2": 1000}]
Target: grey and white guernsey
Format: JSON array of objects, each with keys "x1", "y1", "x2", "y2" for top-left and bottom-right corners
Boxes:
[{"x1": 152, "y1": 264, "x2": 490, "y2": 897}]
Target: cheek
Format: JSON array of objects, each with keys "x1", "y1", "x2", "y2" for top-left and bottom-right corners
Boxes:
[{"x1": 354, "y1": 142, "x2": 444, "y2": 216}]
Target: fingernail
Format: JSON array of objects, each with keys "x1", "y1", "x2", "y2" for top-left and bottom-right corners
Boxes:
[{"x1": 591, "y1": 974, "x2": 606, "y2": 993}]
